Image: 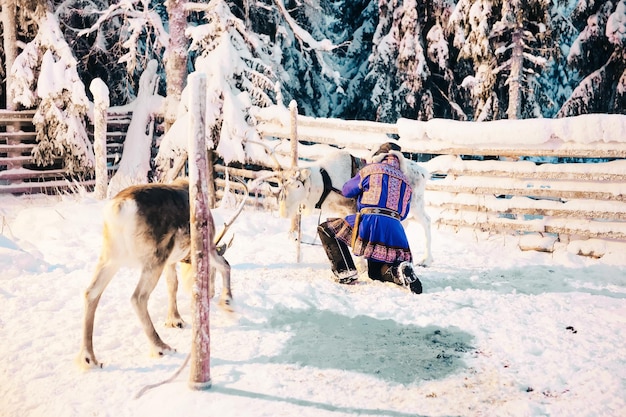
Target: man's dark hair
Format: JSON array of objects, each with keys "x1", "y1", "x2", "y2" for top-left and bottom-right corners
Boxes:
[{"x1": 373, "y1": 142, "x2": 402, "y2": 156}]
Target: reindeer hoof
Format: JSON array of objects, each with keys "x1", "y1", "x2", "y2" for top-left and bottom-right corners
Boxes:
[
  {"x1": 150, "y1": 343, "x2": 175, "y2": 358},
  {"x1": 218, "y1": 297, "x2": 234, "y2": 313},
  {"x1": 76, "y1": 350, "x2": 103, "y2": 370},
  {"x1": 417, "y1": 257, "x2": 433, "y2": 267},
  {"x1": 165, "y1": 317, "x2": 185, "y2": 329}
]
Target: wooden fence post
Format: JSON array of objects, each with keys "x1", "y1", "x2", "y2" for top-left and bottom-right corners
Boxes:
[
  {"x1": 289, "y1": 100, "x2": 301, "y2": 263},
  {"x1": 89, "y1": 78, "x2": 109, "y2": 200},
  {"x1": 187, "y1": 72, "x2": 213, "y2": 390}
]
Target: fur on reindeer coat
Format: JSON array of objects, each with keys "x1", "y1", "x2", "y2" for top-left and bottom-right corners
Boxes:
[{"x1": 325, "y1": 150, "x2": 413, "y2": 264}]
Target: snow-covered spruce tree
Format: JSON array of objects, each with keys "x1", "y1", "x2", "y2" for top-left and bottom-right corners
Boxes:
[
  {"x1": 367, "y1": 0, "x2": 433, "y2": 122},
  {"x1": 52, "y1": 1, "x2": 128, "y2": 106},
  {"x1": 366, "y1": 0, "x2": 400, "y2": 122},
  {"x1": 397, "y1": 0, "x2": 431, "y2": 120},
  {"x1": 534, "y1": 0, "x2": 581, "y2": 117},
  {"x1": 495, "y1": 0, "x2": 552, "y2": 119},
  {"x1": 366, "y1": 0, "x2": 456, "y2": 122},
  {"x1": 9, "y1": 9, "x2": 94, "y2": 174},
  {"x1": 557, "y1": 0, "x2": 626, "y2": 116},
  {"x1": 261, "y1": 0, "x2": 342, "y2": 118},
  {"x1": 68, "y1": 0, "x2": 170, "y2": 106},
  {"x1": 155, "y1": 0, "x2": 279, "y2": 174},
  {"x1": 2, "y1": 0, "x2": 49, "y2": 109},
  {"x1": 271, "y1": 0, "x2": 377, "y2": 120},
  {"x1": 423, "y1": 1, "x2": 469, "y2": 120},
  {"x1": 449, "y1": 0, "x2": 498, "y2": 120},
  {"x1": 328, "y1": 0, "x2": 379, "y2": 120},
  {"x1": 449, "y1": 0, "x2": 552, "y2": 120}
]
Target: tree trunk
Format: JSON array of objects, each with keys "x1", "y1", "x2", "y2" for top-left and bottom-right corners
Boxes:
[
  {"x1": 2, "y1": 0, "x2": 18, "y2": 111},
  {"x1": 164, "y1": 0, "x2": 189, "y2": 132},
  {"x1": 507, "y1": 25, "x2": 524, "y2": 120},
  {"x1": 187, "y1": 72, "x2": 212, "y2": 390}
]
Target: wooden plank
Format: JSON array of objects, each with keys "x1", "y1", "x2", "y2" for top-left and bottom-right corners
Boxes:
[
  {"x1": 296, "y1": 116, "x2": 399, "y2": 135},
  {"x1": 435, "y1": 216, "x2": 626, "y2": 241},
  {"x1": 440, "y1": 167, "x2": 626, "y2": 182},
  {"x1": 0, "y1": 155, "x2": 37, "y2": 164},
  {"x1": 257, "y1": 124, "x2": 382, "y2": 151},
  {"x1": 213, "y1": 165, "x2": 278, "y2": 180},
  {"x1": 260, "y1": 128, "x2": 626, "y2": 159},
  {"x1": 0, "y1": 132, "x2": 37, "y2": 141},
  {"x1": 406, "y1": 144, "x2": 626, "y2": 159},
  {"x1": 215, "y1": 189, "x2": 277, "y2": 209},
  {"x1": 215, "y1": 178, "x2": 261, "y2": 194},
  {"x1": 0, "y1": 110, "x2": 36, "y2": 123},
  {"x1": 0, "y1": 179, "x2": 95, "y2": 195},
  {"x1": 425, "y1": 157, "x2": 626, "y2": 182},
  {"x1": 0, "y1": 156, "x2": 29, "y2": 169},
  {"x1": 0, "y1": 143, "x2": 35, "y2": 153},
  {"x1": 104, "y1": 131, "x2": 127, "y2": 139},
  {"x1": 429, "y1": 200, "x2": 626, "y2": 221},
  {"x1": 426, "y1": 181, "x2": 626, "y2": 202},
  {"x1": 0, "y1": 168, "x2": 68, "y2": 181}
]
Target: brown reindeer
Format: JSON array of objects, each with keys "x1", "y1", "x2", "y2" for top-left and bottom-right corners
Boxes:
[{"x1": 77, "y1": 177, "x2": 244, "y2": 369}]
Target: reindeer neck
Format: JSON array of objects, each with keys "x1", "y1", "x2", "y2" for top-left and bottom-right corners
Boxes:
[{"x1": 314, "y1": 168, "x2": 342, "y2": 209}]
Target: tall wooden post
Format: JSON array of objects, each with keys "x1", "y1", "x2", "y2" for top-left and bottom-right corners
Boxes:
[
  {"x1": 187, "y1": 73, "x2": 213, "y2": 390},
  {"x1": 90, "y1": 78, "x2": 109, "y2": 200},
  {"x1": 289, "y1": 100, "x2": 301, "y2": 263}
]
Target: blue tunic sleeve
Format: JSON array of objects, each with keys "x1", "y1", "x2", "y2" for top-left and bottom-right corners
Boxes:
[{"x1": 342, "y1": 173, "x2": 362, "y2": 198}]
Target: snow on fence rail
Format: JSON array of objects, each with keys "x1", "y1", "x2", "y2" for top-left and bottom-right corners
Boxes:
[{"x1": 251, "y1": 106, "x2": 626, "y2": 256}]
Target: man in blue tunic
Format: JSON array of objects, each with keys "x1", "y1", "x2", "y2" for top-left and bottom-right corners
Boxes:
[{"x1": 317, "y1": 142, "x2": 423, "y2": 294}]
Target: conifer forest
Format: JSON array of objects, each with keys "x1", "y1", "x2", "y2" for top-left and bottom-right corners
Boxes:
[{"x1": 1, "y1": 0, "x2": 625, "y2": 124}]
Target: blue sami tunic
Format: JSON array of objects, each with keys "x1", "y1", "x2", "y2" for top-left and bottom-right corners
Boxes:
[{"x1": 327, "y1": 154, "x2": 413, "y2": 264}]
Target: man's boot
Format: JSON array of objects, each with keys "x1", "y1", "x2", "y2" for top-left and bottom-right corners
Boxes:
[
  {"x1": 317, "y1": 224, "x2": 358, "y2": 284},
  {"x1": 382, "y1": 262, "x2": 423, "y2": 294},
  {"x1": 399, "y1": 262, "x2": 423, "y2": 294}
]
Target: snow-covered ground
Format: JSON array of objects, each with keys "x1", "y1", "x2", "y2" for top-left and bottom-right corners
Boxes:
[{"x1": 1, "y1": 191, "x2": 625, "y2": 417}]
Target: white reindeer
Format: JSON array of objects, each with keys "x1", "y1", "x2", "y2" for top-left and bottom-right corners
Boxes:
[
  {"x1": 77, "y1": 177, "x2": 245, "y2": 369},
  {"x1": 278, "y1": 149, "x2": 433, "y2": 266}
]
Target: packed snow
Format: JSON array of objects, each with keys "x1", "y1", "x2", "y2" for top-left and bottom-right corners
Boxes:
[
  {"x1": 1, "y1": 187, "x2": 625, "y2": 417},
  {"x1": 3, "y1": 3, "x2": 626, "y2": 415}
]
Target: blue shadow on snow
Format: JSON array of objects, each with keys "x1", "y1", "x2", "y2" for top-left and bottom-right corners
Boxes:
[{"x1": 257, "y1": 307, "x2": 474, "y2": 386}]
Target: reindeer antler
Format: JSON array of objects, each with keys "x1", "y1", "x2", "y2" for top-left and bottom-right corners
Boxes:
[
  {"x1": 215, "y1": 173, "x2": 249, "y2": 246},
  {"x1": 245, "y1": 139, "x2": 285, "y2": 172}
]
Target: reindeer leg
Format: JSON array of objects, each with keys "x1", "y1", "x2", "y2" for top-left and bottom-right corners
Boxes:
[
  {"x1": 209, "y1": 267, "x2": 216, "y2": 299},
  {"x1": 211, "y1": 252, "x2": 233, "y2": 312},
  {"x1": 77, "y1": 258, "x2": 120, "y2": 369},
  {"x1": 131, "y1": 263, "x2": 174, "y2": 357},
  {"x1": 163, "y1": 263, "x2": 185, "y2": 328},
  {"x1": 412, "y1": 203, "x2": 433, "y2": 267},
  {"x1": 180, "y1": 255, "x2": 231, "y2": 311}
]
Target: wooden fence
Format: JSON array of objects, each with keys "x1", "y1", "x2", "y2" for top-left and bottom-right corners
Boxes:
[
  {"x1": 251, "y1": 108, "x2": 626, "y2": 256},
  {"x1": 3, "y1": 106, "x2": 626, "y2": 256},
  {"x1": 0, "y1": 109, "x2": 134, "y2": 195}
]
